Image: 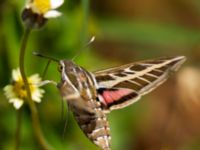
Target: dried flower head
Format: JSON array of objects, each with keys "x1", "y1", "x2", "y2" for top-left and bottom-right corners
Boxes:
[
  {"x1": 22, "y1": 0, "x2": 64, "y2": 28},
  {"x1": 4, "y1": 68, "x2": 45, "y2": 109}
]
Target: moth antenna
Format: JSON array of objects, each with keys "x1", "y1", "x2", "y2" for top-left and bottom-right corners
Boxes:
[{"x1": 72, "y1": 36, "x2": 95, "y2": 61}]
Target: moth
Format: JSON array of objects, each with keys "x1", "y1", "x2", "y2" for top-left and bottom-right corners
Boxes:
[
  {"x1": 56, "y1": 56, "x2": 186, "y2": 150},
  {"x1": 36, "y1": 53, "x2": 186, "y2": 150}
]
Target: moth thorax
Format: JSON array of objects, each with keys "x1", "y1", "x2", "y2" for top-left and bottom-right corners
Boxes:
[{"x1": 59, "y1": 60, "x2": 95, "y2": 99}]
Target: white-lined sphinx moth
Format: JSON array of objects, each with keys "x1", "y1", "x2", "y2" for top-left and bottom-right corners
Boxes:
[{"x1": 56, "y1": 55, "x2": 186, "y2": 150}]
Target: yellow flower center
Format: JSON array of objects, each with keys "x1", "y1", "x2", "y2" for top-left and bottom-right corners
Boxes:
[
  {"x1": 13, "y1": 79, "x2": 36, "y2": 99},
  {"x1": 33, "y1": 0, "x2": 51, "y2": 14}
]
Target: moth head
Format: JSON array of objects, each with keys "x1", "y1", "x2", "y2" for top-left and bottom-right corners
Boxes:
[
  {"x1": 58, "y1": 60, "x2": 87, "y2": 99},
  {"x1": 58, "y1": 60, "x2": 80, "y2": 81}
]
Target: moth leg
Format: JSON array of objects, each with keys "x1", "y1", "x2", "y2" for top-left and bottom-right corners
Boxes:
[{"x1": 42, "y1": 59, "x2": 51, "y2": 79}]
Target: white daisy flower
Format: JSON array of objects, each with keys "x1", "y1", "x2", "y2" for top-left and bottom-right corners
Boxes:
[
  {"x1": 26, "y1": 0, "x2": 64, "y2": 18},
  {"x1": 3, "y1": 68, "x2": 45, "y2": 109},
  {"x1": 22, "y1": 0, "x2": 64, "y2": 28}
]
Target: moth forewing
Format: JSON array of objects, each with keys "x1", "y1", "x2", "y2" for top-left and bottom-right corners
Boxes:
[
  {"x1": 95, "y1": 56, "x2": 186, "y2": 88},
  {"x1": 95, "y1": 56, "x2": 186, "y2": 111},
  {"x1": 138, "y1": 56, "x2": 186, "y2": 95}
]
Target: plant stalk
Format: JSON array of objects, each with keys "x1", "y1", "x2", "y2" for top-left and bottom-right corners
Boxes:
[
  {"x1": 19, "y1": 27, "x2": 52, "y2": 150},
  {"x1": 15, "y1": 108, "x2": 22, "y2": 150}
]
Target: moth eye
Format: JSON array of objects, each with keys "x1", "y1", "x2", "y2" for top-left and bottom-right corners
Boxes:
[{"x1": 58, "y1": 65, "x2": 63, "y2": 72}]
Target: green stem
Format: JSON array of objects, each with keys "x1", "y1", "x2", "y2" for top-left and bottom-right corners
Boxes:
[
  {"x1": 19, "y1": 27, "x2": 52, "y2": 150},
  {"x1": 15, "y1": 108, "x2": 23, "y2": 150}
]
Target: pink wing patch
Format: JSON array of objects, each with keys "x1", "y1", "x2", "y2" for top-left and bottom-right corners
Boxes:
[{"x1": 99, "y1": 89, "x2": 133, "y2": 105}]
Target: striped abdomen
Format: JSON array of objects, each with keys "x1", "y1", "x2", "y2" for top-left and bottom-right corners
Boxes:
[{"x1": 71, "y1": 99, "x2": 111, "y2": 150}]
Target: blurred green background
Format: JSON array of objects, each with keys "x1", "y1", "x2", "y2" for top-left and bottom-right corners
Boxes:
[{"x1": 1, "y1": 0, "x2": 200, "y2": 150}]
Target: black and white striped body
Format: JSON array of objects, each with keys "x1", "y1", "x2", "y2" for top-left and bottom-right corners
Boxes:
[
  {"x1": 58, "y1": 60, "x2": 111, "y2": 150},
  {"x1": 57, "y1": 56, "x2": 186, "y2": 150}
]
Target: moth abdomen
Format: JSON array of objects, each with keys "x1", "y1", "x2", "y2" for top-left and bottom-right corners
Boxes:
[{"x1": 74, "y1": 111, "x2": 111, "y2": 150}]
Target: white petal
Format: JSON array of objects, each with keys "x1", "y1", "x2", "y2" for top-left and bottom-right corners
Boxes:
[
  {"x1": 10, "y1": 98, "x2": 24, "y2": 109},
  {"x1": 44, "y1": 10, "x2": 62, "y2": 18},
  {"x1": 12, "y1": 68, "x2": 21, "y2": 81},
  {"x1": 25, "y1": 0, "x2": 32, "y2": 8},
  {"x1": 4, "y1": 85, "x2": 16, "y2": 99},
  {"x1": 50, "y1": 0, "x2": 64, "y2": 9},
  {"x1": 32, "y1": 89, "x2": 45, "y2": 103},
  {"x1": 29, "y1": 74, "x2": 41, "y2": 84}
]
